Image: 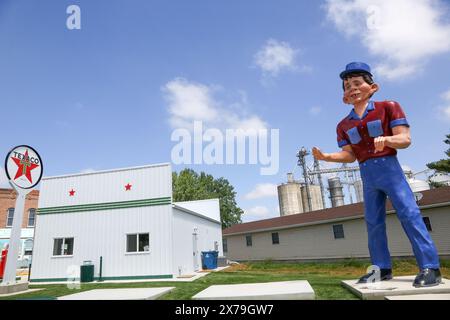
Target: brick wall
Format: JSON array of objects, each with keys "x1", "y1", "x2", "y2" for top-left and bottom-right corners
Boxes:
[{"x1": 0, "y1": 188, "x2": 39, "y2": 228}]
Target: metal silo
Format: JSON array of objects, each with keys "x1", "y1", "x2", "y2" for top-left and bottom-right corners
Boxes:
[
  {"x1": 300, "y1": 185, "x2": 324, "y2": 212},
  {"x1": 328, "y1": 177, "x2": 345, "y2": 207},
  {"x1": 277, "y1": 173, "x2": 304, "y2": 216},
  {"x1": 407, "y1": 177, "x2": 430, "y2": 192},
  {"x1": 354, "y1": 179, "x2": 364, "y2": 203},
  {"x1": 429, "y1": 172, "x2": 450, "y2": 186}
]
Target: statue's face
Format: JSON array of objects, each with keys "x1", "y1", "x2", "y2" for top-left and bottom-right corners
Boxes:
[{"x1": 343, "y1": 76, "x2": 378, "y2": 105}]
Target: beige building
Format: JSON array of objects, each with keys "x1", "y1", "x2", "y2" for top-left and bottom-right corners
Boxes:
[{"x1": 223, "y1": 187, "x2": 450, "y2": 262}]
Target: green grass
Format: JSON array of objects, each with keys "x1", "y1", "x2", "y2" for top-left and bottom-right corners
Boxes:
[{"x1": 2, "y1": 258, "x2": 448, "y2": 300}]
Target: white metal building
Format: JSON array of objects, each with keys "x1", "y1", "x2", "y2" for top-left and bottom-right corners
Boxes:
[{"x1": 30, "y1": 163, "x2": 223, "y2": 283}]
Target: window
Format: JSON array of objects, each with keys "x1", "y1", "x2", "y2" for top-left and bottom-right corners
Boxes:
[
  {"x1": 223, "y1": 239, "x2": 228, "y2": 253},
  {"x1": 6, "y1": 208, "x2": 14, "y2": 227},
  {"x1": 245, "y1": 235, "x2": 252, "y2": 247},
  {"x1": 333, "y1": 224, "x2": 345, "y2": 239},
  {"x1": 53, "y1": 238, "x2": 74, "y2": 256},
  {"x1": 28, "y1": 209, "x2": 36, "y2": 227},
  {"x1": 272, "y1": 232, "x2": 280, "y2": 245},
  {"x1": 24, "y1": 239, "x2": 33, "y2": 255},
  {"x1": 127, "y1": 233, "x2": 149, "y2": 253},
  {"x1": 423, "y1": 217, "x2": 432, "y2": 232}
]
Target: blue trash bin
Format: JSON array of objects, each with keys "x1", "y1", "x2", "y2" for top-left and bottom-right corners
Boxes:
[{"x1": 201, "y1": 251, "x2": 218, "y2": 269}]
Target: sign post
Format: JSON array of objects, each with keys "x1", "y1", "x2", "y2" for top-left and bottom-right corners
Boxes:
[{"x1": 1, "y1": 146, "x2": 42, "y2": 287}]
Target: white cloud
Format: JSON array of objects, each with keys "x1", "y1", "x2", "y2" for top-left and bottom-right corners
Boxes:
[
  {"x1": 243, "y1": 205, "x2": 279, "y2": 222},
  {"x1": 324, "y1": 0, "x2": 450, "y2": 80},
  {"x1": 401, "y1": 165, "x2": 413, "y2": 173},
  {"x1": 163, "y1": 78, "x2": 268, "y2": 131},
  {"x1": 437, "y1": 88, "x2": 450, "y2": 122},
  {"x1": 442, "y1": 89, "x2": 450, "y2": 101},
  {"x1": 245, "y1": 206, "x2": 270, "y2": 216},
  {"x1": 309, "y1": 106, "x2": 322, "y2": 116},
  {"x1": 254, "y1": 39, "x2": 298, "y2": 77},
  {"x1": 244, "y1": 183, "x2": 278, "y2": 200},
  {"x1": 0, "y1": 168, "x2": 10, "y2": 188}
]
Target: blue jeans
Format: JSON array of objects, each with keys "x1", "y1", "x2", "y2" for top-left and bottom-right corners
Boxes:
[{"x1": 359, "y1": 156, "x2": 440, "y2": 269}]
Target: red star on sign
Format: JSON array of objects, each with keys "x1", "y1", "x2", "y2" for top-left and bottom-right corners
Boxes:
[
  {"x1": 11, "y1": 149, "x2": 39, "y2": 183},
  {"x1": 125, "y1": 183, "x2": 132, "y2": 191},
  {"x1": 69, "y1": 189, "x2": 76, "y2": 196}
]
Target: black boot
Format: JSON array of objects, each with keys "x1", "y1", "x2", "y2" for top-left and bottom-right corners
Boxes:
[
  {"x1": 357, "y1": 268, "x2": 392, "y2": 284},
  {"x1": 413, "y1": 268, "x2": 442, "y2": 288}
]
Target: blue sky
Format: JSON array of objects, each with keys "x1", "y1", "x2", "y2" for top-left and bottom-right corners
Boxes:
[{"x1": 1, "y1": 0, "x2": 449, "y2": 222}]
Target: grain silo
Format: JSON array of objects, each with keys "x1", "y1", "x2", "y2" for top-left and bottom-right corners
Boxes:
[
  {"x1": 407, "y1": 177, "x2": 430, "y2": 192},
  {"x1": 328, "y1": 177, "x2": 345, "y2": 207},
  {"x1": 300, "y1": 185, "x2": 324, "y2": 212},
  {"x1": 277, "y1": 173, "x2": 304, "y2": 216},
  {"x1": 354, "y1": 179, "x2": 364, "y2": 203},
  {"x1": 429, "y1": 172, "x2": 450, "y2": 187}
]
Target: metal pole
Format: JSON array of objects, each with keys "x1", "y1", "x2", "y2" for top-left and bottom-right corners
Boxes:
[
  {"x1": 314, "y1": 158, "x2": 327, "y2": 210},
  {"x1": 99, "y1": 256, "x2": 103, "y2": 282},
  {"x1": 2, "y1": 182, "x2": 31, "y2": 285},
  {"x1": 343, "y1": 164, "x2": 353, "y2": 204},
  {"x1": 297, "y1": 148, "x2": 312, "y2": 212}
]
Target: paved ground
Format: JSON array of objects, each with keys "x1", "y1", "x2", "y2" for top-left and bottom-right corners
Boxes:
[
  {"x1": 58, "y1": 287, "x2": 175, "y2": 300},
  {"x1": 192, "y1": 280, "x2": 315, "y2": 300},
  {"x1": 0, "y1": 288, "x2": 44, "y2": 298},
  {"x1": 385, "y1": 293, "x2": 450, "y2": 300},
  {"x1": 30, "y1": 266, "x2": 230, "y2": 285},
  {"x1": 342, "y1": 276, "x2": 450, "y2": 300}
]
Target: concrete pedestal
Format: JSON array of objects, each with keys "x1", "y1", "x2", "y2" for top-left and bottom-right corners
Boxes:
[
  {"x1": 342, "y1": 276, "x2": 450, "y2": 300},
  {"x1": 192, "y1": 280, "x2": 315, "y2": 300},
  {"x1": 386, "y1": 293, "x2": 450, "y2": 300},
  {"x1": 0, "y1": 282, "x2": 29, "y2": 295},
  {"x1": 58, "y1": 287, "x2": 175, "y2": 300}
]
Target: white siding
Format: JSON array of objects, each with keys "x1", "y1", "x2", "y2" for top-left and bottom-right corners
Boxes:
[
  {"x1": 174, "y1": 199, "x2": 221, "y2": 222},
  {"x1": 224, "y1": 206, "x2": 450, "y2": 261},
  {"x1": 172, "y1": 207, "x2": 223, "y2": 276},
  {"x1": 31, "y1": 163, "x2": 174, "y2": 281},
  {"x1": 38, "y1": 163, "x2": 172, "y2": 208},
  {"x1": 31, "y1": 204, "x2": 173, "y2": 280}
]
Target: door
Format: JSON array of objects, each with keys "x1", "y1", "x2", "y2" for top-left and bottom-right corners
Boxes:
[{"x1": 192, "y1": 230, "x2": 199, "y2": 271}]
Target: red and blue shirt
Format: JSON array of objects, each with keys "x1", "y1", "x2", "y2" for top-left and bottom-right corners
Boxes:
[{"x1": 336, "y1": 100, "x2": 409, "y2": 163}]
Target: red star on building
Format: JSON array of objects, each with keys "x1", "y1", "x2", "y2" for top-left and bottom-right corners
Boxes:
[
  {"x1": 69, "y1": 189, "x2": 76, "y2": 196},
  {"x1": 11, "y1": 149, "x2": 39, "y2": 183},
  {"x1": 125, "y1": 183, "x2": 132, "y2": 191}
]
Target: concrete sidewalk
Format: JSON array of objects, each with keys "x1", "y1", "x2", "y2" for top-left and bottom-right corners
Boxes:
[
  {"x1": 30, "y1": 266, "x2": 230, "y2": 285},
  {"x1": 192, "y1": 280, "x2": 315, "y2": 300}
]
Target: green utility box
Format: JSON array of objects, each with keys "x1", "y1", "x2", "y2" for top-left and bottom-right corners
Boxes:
[{"x1": 80, "y1": 261, "x2": 94, "y2": 283}]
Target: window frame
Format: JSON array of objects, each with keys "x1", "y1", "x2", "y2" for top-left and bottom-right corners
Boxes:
[
  {"x1": 333, "y1": 224, "x2": 345, "y2": 239},
  {"x1": 245, "y1": 235, "x2": 252, "y2": 247},
  {"x1": 28, "y1": 208, "x2": 36, "y2": 227},
  {"x1": 6, "y1": 208, "x2": 14, "y2": 228},
  {"x1": 423, "y1": 217, "x2": 432, "y2": 232},
  {"x1": 222, "y1": 238, "x2": 228, "y2": 253},
  {"x1": 271, "y1": 232, "x2": 280, "y2": 245},
  {"x1": 126, "y1": 233, "x2": 150, "y2": 254},
  {"x1": 52, "y1": 237, "x2": 74, "y2": 257}
]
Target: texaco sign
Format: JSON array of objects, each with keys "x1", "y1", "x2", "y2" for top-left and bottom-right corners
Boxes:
[{"x1": 4, "y1": 145, "x2": 43, "y2": 189}]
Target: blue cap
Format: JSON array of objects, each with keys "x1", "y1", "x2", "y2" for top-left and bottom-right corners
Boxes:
[{"x1": 340, "y1": 62, "x2": 372, "y2": 79}]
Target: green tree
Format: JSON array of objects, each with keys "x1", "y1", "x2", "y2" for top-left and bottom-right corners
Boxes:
[
  {"x1": 426, "y1": 133, "x2": 450, "y2": 188},
  {"x1": 172, "y1": 169, "x2": 243, "y2": 228}
]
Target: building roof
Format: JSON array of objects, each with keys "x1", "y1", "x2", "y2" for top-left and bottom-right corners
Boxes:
[{"x1": 223, "y1": 186, "x2": 450, "y2": 236}]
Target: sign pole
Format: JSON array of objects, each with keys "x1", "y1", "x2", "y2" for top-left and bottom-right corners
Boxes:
[
  {"x1": 1, "y1": 182, "x2": 31, "y2": 285},
  {"x1": 1, "y1": 145, "x2": 43, "y2": 291}
]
